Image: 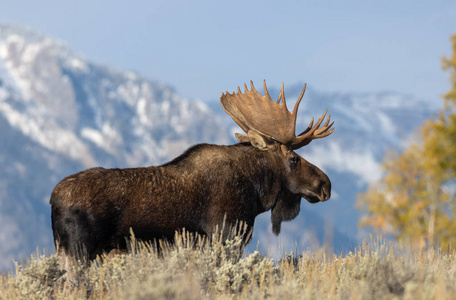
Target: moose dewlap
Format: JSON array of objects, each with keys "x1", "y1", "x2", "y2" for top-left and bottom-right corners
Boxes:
[{"x1": 50, "y1": 81, "x2": 334, "y2": 261}]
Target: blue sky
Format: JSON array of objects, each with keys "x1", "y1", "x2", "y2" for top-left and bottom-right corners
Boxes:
[{"x1": 1, "y1": 0, "x2": 456, "y2": 102}]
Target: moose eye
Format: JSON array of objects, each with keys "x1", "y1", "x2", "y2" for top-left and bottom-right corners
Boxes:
[{"x1": 288, "y1": 156, "x2": 300, "y2": 167}]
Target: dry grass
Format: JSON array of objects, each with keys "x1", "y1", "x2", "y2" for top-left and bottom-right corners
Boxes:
[{"x1": 1, "y1": 232, "x2": 456, "y2": 300}]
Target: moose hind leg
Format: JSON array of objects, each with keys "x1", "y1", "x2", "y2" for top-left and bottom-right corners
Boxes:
[{"x1": 57, "y1": 206, "x2": 104, "y2": 261}]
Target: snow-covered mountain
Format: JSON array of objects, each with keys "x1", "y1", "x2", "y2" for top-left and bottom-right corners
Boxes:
[{"x1": 0, "y1": 23, "x2": 441, "y2": 269}]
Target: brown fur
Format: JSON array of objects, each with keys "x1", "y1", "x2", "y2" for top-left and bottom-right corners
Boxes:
[{"x1": 50, "y1": 141, "x2": 331, "y2": 261}]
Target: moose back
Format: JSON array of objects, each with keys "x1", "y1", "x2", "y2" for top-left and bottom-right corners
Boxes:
[{"x1": 50, "y1": 81, "x2": 334, "y2": 261}]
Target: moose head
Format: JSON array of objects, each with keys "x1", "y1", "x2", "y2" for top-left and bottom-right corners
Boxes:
[{"x1": 221, "y1": 81, "x2": 334, "y2": 233}]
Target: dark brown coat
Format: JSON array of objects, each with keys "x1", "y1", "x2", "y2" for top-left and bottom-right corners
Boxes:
[{"x1": 50, "y1": 141, "x2": 330, "y2": 260}]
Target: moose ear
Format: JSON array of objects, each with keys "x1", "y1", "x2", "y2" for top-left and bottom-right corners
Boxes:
[
  {"x1": 247, "y1": 130, "x2": 277, "y2": 151},
  {"x1": 235, "y1": 133, "x2": 250, "y2": 143}
]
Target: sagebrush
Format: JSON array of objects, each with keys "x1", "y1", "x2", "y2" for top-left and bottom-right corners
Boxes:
[{"x1": 1, "y1": 233, "x2": 456, "y2": 299}]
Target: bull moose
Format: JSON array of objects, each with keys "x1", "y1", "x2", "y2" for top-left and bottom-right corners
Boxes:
[{"x1": 50, "y1": 81, "x2": 334, "y2": 261}]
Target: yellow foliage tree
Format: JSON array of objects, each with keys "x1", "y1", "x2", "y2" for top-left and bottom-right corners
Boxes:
[{"x1": 357, "y1": 34, "x2": 456, "y2": 250}]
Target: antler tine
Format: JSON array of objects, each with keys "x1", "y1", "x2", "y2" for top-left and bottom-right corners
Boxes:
[
  {"x1": 307, "y1": 109, "x2": 328, "y2": 136},
  {"x1": 300, "y1": 117, "x2": 314, "y2": 135},
  {"x1": 314, "y1": 115, "x2": 333, "y2": 135},
  {"x1": 315, "y1": 126, "x2": 335, "y2": 139},
  {"x1": 292, "y1": 109, "x2": 333, "y2": 149},
  {"x1": 316, "y1": 113, "x2": 330, "y2": 131},
  {"x1": 277, "y1": 82, "x2": 286, "y2": 105},
  {"x1": 250, "y1": 80, "x2": 256, "y2": 93},
  {"x1": 315, "y1": 126, "x2": 335, "y2": 136},
  {"x1": 263, "y1": 80, "x2": 271, "y2": 98},
  {"x1": 292, "y1": 83, "x2": 306, "y2": 114},
  {"x1": 288, "y1": 83, "x2": 307, "y2": 124}
]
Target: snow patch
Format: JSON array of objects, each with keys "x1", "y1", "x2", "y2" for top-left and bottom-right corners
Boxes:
[
  {"x1": 377, "y1": 112, "x2": 396, "y2": 135},
  {"x1": 307, "y1": 141, "x2": 382, "y2": 184},
  {"x1": 81, "y1": 127, "x2": 104, "y2": 147},
  {"x1": 0, "y1": 101, "x2": 96, "y2": 167},
  {"x1": 68, "y1": 57, "x2": 89, "y2": 73},
  {"x1": 81, "y1": 122, "x2": 123, "y2": 155}
]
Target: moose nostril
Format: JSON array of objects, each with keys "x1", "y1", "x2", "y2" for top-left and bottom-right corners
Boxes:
[{"x1": 322, "y1": 184, "x2": 331, "y2": 201}]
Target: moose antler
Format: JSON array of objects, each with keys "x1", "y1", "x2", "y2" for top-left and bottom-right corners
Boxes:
[{"x1": 220, "y1": 80, "x2": 334, "y2": 150}]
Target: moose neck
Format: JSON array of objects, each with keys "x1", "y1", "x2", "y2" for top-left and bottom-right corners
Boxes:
[
  {"x1": 240, "y1": 145, "x2": 288, "y2": 213},
  {"x1": 162, "y1": 143, "x2": 290, "y2": 213}
]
